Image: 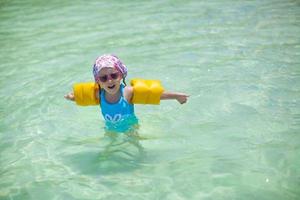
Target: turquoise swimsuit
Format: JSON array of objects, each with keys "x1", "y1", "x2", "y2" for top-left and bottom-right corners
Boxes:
[{"x1": 100, "y1": 84, "x2": 138, "y2": 132}]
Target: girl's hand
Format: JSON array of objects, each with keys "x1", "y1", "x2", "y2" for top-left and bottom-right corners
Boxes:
[
  {"x1": 161, "y1": 91, "x2": 189, "y2": 104},
  {"x1": 175, "y1": 93, "x2": 189, "y2": 104},
  {"x1": 64, "y1": 92, "x2": 75, "y2": 101}
]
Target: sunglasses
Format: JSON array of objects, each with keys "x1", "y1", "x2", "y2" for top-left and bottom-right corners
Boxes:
[{"x1": 99, "y1": 72, "x2": 120, "y2": 82}]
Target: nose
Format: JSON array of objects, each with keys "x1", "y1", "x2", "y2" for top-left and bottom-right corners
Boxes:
[{"x1": 107, "y1": 77, "x2": 114, "y2": 82}]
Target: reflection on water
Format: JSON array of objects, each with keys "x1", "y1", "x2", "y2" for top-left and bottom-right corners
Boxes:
[
  {"x1": 98, "y1": 130, "x2": 145, "y2": 169},
  {"x1": 63, "y1": 128, "x2": 146, "y2": 175}
]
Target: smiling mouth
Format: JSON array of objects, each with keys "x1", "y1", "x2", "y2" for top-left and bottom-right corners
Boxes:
[{"x1": 108, "y1": 85, "x2": 116, "y2": 89}]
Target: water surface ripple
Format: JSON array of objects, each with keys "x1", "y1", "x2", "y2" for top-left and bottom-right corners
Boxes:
[{"x1": 0, "y1": 0, "x2": 300, "y2": 199}]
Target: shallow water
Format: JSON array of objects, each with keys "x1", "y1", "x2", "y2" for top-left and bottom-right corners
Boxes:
[{"x1": 1, "y1": 0, "x2": 300, "y2": 199}]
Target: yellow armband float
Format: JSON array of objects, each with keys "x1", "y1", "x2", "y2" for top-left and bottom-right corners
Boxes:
[
  {"x1": 73, "y1": 82, "x2": 99, "y2": 106},
  {"x1": 73, "y1": 79, "x2": 164, "y2": 106},
  {"x1": 130, "y1": 79, "x2": 164, "y2": 105}
]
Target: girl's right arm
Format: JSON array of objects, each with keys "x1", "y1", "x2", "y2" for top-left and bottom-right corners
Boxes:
[
  {"x1": 64, "y1": 92, "x2": 75, "y2": 101},
  {"x1": 64, "y1": 88, "x2": 100, "y2": 102}
]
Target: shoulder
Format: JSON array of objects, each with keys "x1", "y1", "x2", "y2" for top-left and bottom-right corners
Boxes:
[
  {"x1": 95, "y1": 87, "x2": 101, "y2": 101},
  {"x1": 123, "y1": 86, "x2": 134, "y2": 103}
]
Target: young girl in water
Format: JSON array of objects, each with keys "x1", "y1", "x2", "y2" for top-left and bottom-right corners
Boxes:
[{"x1": 65, "y1": 54, "x2": 189, "y2": 132}]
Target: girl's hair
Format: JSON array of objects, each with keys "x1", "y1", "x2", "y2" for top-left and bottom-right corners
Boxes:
[{"x1": 122, "y1": 77, "x2": 127, "y2": 86}]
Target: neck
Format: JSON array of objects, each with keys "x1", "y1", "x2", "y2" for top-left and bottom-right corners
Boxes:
[{"x1": 105, "y1": 90, "x2": 121, "y2": 103}]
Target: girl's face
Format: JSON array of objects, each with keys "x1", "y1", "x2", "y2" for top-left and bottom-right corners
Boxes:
[{"x1": 97, "y1": 67, "x2": 122, "y2": 95}]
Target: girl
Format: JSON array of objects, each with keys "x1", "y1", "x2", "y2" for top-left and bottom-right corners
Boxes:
[{"x1": 65, "y1": 54, "x2": 189, "y2": 132}]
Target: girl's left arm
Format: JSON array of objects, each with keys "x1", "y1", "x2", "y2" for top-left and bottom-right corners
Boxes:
[
  {"x1": 161, "y1": 91, "x2": 189, "y2": 104},
  {"x1": 124, "y1": 86, "x2": 189, "y2": 104},
  {"x1": 124, "y1": 86, "x2": 134, "y2": 104}
]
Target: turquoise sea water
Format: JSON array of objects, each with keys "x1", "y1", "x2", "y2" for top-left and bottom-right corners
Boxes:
[{"x1": 1, "y1": 0, "x2": 300, "y2": 199}]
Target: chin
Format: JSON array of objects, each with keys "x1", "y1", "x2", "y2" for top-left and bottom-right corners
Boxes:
[{"x1": 105, "y1": 84, "x2": 120, "y2": 94}]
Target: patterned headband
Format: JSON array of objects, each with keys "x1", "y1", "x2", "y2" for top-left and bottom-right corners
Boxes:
[{"x1": 93, "y1": 54, "x2": 128, "y2": 82}]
